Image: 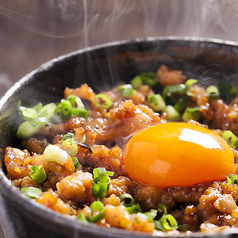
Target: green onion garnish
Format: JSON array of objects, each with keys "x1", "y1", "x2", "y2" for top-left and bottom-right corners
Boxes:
[
  {"x1": 72, "y1": 109, "x2": 89, "y2": 119},
  {"x1": 29, "y1": 165, "x2": 47, "y2": 184},
  {"x1": 206, "y1": 85, "x2": 220, "y2": 99},
  {"x1": 162, "y1": 84, "x2": 185, "y2": 100},
  {"x1": 173, "y1": 96, "x2": 188, "y2": 113},
  {"x1": 163, "y1": 105, "x2": 181, "y2": 122},
  {"x1": 184, "y1": 79, "x2": 197, "y2": 96},
  {"x1": 44, "y1": 144, "x2": 68, "y2": 165},
  {"x1": 77, "y1": 201, "x2": 105, "y2": 223},
  {"x1": 17, "y1": 102, "x2": 56, "y2": 139},
  {"x1": 148, "y1": 94, "x2": 166, "y2": 112},
  {"x1": 89, "y1": 201, "x2": 105, "y2": 223},
  {"x1": 66, "y1": 95, "x2": 85, "y2": 111},
  {"x1": 62, "y1": 132, "x2": 74, "y2": 141},
  {"x1": 182, "y1": 106, "x2": 200, "y2": 122},
  {"x1": 72, "y1": 157, "x2": 81, "y2": 170},
  {"x1": 130, "y1": 76, "x2": 143, "y2": 89},
  {"x1": 227, "y1": 174, "x2": 238, "y2": 185},
  {"x1": 119, "y1": 84, "x2": 136, "y2": 97},
  {"x1": 139, "y1": 72, "x2": 157, "y2": 87},
  {"x1": 54, "y1": 100, "x2": 73, "y2": 122},
  {"x1": 94, "y1": 94, "x2": 112, "y2": 109},
  {"x1": 21, "y1": 187, "x2": 42, "y2": 199},
  {"x1": 77, "y1": 212, "x2": 88, "y2": 223},
  {"x1": 222, "y1": 130, "x2": 238, "y2": 149},
  {"x1": 152, "y1": 204, "x2": 178, "y2": 231},
  {"x1": 62, "y1": 133, "x2": 78, "y2": 156},
  {"x1": 119, "y1": 193, "x2": 143, "y2": 214},
  {"x1": 92, "y1": 168, "x2": 114, "y2": 199}
]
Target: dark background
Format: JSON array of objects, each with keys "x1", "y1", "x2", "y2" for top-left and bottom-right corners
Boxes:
[
  {"x1": 1, "y1": 0, "x2": 238, "y2": 96},
  {"x1": 1, "y1": 0, "x2": 238, "y2": 237}
]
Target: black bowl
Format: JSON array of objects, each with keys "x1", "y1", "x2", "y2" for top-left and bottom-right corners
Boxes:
[{"x1": 1, "y1": 37, "x2": 238, "y2": 238}]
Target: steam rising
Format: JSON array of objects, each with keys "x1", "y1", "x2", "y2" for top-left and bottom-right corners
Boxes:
[{"x1": 1, "y1": 0, "x2": 238, "y2": 93}]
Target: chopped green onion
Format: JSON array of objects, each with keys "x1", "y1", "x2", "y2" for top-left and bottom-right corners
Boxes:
[
  {"x1": 222, "y1": 130, "x2": 238, "y2": 149},
  {"x1": 54, "y1": 100, "x2": 73, "y2": 122},
  {"x1": 89, "y1": 201, "x2": 105, "y2": 223},
  {"x1": 94, "y1": 94, "x2": 112, "y2": 109},
  {"x1": 72, "y1": 157, "x2": 81, "y2": 170},
  {"x1": 159, "y1": 214, "x2": 178, "y2": 231},
  {"x1": 77, "y1": 212, "x2": 88, "y2": 223},
  {"x1": 144, "y1": 209, "x2": 158, "y2": 220},
  {"x1": 119, "y1": 193, "x2": 143, "y2": 214},
  {"x1": 77, "y1": 201, "x2": 105, "y2": 223},
  {"x1": 72, "y1": 108, "x2": 89, "y2": 119},
  {"x1": 119, "y1": 84, "x2": 136, "y2": 97},
  {"x1": 130, "y1": 76, "x2": 143, "y2": 89},
  {"x1": 17, "y1": 102, "x2": 56, "y2": 139},
  {"x1": 29, "y1": 165, "x2": 47, "y2": 184},
  {"x1": 92, "y1": 168, "x2": 114, "y2": 199},
  {"x1": 182, "y1": 107, "x2": 200, "y2": 122},
  {"x1": 21, "y1": 187, "x2": 42, "y2": 199},
  {"x1": 44, "y1": 144, "x2": 68, "y2": 165},
  {"x1": 174, "y1": 96, "x2": 188, "y2": 113},
  {"x1": 17, "y1": 121, "x2": 46, "y2": 140},
  {"x1": 227, "y1": 174, "x2": 238, "y2": 185},
  {"x1": 163, "y1": 105, "x2": 181, "y2": 122},
  {"x1": 62, "y1": 137, "x2": 78, "y2": 156},
  {"x1": 206, "y1": 85, "x2": 220, "y2": 99},
  {"x1": 62, "y1": 132, "x2": 74, "y2": 141},
  {"x1": 152, "y1": 204, "x2": 178, "y2": 231},
  {"x1": 162, "y1": 84, "x2": 185, "y2": 100},
  {"x1": 119, "y1": 193, "x2": 134, "y2": 204},
  {"x1": 184, "y1": 79, "x2": 197, "y2": 96},
  {"x1": 148, "y1": 94, "x2": 166, "y2": 112},
  {"x1": 139, "y1": 72, "x2": 157, "y2": 87},
  {"x1": 66, "y1": 95, "x2": 85, "y2": 110}
]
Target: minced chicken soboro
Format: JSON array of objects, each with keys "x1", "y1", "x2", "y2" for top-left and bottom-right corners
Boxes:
[{"x1": 4, "y1": 64, "x2": 238, "y2": 235}]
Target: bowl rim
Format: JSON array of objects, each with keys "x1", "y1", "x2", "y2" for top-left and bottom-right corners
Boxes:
[{"x1": 1, "y1": 36, "x2": 238, "y2": 238}]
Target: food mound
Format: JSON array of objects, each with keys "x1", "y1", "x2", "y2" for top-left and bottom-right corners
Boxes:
[{"x1": 4, "y1": 65, "x2": 238, "y2": 236}]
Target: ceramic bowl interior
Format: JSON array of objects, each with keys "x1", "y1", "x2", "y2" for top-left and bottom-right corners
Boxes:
[{"x1": 1, "y1": 37, "x2": 238, "y2": 238}]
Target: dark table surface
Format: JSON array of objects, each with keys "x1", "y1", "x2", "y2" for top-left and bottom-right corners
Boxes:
[{"x1": 1, "y1": 1, "x2": 238, "y2": 237}]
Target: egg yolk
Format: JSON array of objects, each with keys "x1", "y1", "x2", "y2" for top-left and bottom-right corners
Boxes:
[{"x1": 123, "y1": 123, "x2": 234, "y2": 188}]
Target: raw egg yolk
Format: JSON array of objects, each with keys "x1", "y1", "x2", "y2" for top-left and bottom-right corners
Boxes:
[{"x1": 123, "y1": 123, "x2": 234, "y2": 188}]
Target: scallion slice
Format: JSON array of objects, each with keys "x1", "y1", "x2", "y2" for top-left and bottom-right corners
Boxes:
[
  {"x1": 119, "y1": 193, "x2": 143, "y2": 214},
  {"x1": 21, "y1": 187, "x2": 42, "y2": 199},
  {"x1": 54, "y1": 100, "x2": 73, "y2": 122},
  {"x1": 139, "y1": 72, "x2": 157, "y2": 87},
  {"x1": 206, "y1": 85, "x2": 220, "y2": 99},
  {"x1": 162, "y1": 84, "x2": 185, "y2": 100},
  {"x1": 17, "y1": 102, "x2": 56, "y2": 139},
  {"x1": 62, "y1": 136, "x2": 78, "y2": 156},
  {"x1": 77, "y1": 201, "x2": 105, "y2": 223},
  {"x1": 94, "y1": 94, "x2": 112, "y2": 109},
  {"x1": 89, "y1": 201, "x2": 105, "y2": 223},
  {"x1": 163, "y1": 105, "x2": 181, "y2": 122},
  {"x1": 72, "y1": 157, "x2": 81, "y2": 171},
  {"x1": 29, "y1": 165, "x2": 47, "y2": 184},
  {"x1": 66, "y1": 95, "x2": 85, "y2": 111},
  {"x1": 182, "y1": 106, "x2": 200, "y2": 122},
  {"x1": 148, "y1": 94, "x2": 166, "y2": 112},
  {"x1": 222, "y1": 130, "x2": 238, "y2": 149},
  {"x1": 44, "y1": 144, "x2": 68, "y2": 165},
  {"x1": 227, "y1": 174, "x2": 238, "y2": 185},
  {"x1": 92, "y1": 168, "x2": 114, "y2": 199},
  {"x1": 130, "y1": 76, "x2": 143, "y2": 89},
  {"x1": 119, "y1": 84, "x2": 136, "y2": 97},
  {"x1": 72, "y1": 108, "x2": 89, "y2": 119},
  {"x1": 153, "y1": 204, "x2": 178, "y2": 231},
  {"x1": 184, "y1": 79, "x2": 197, "y2": 96}
]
